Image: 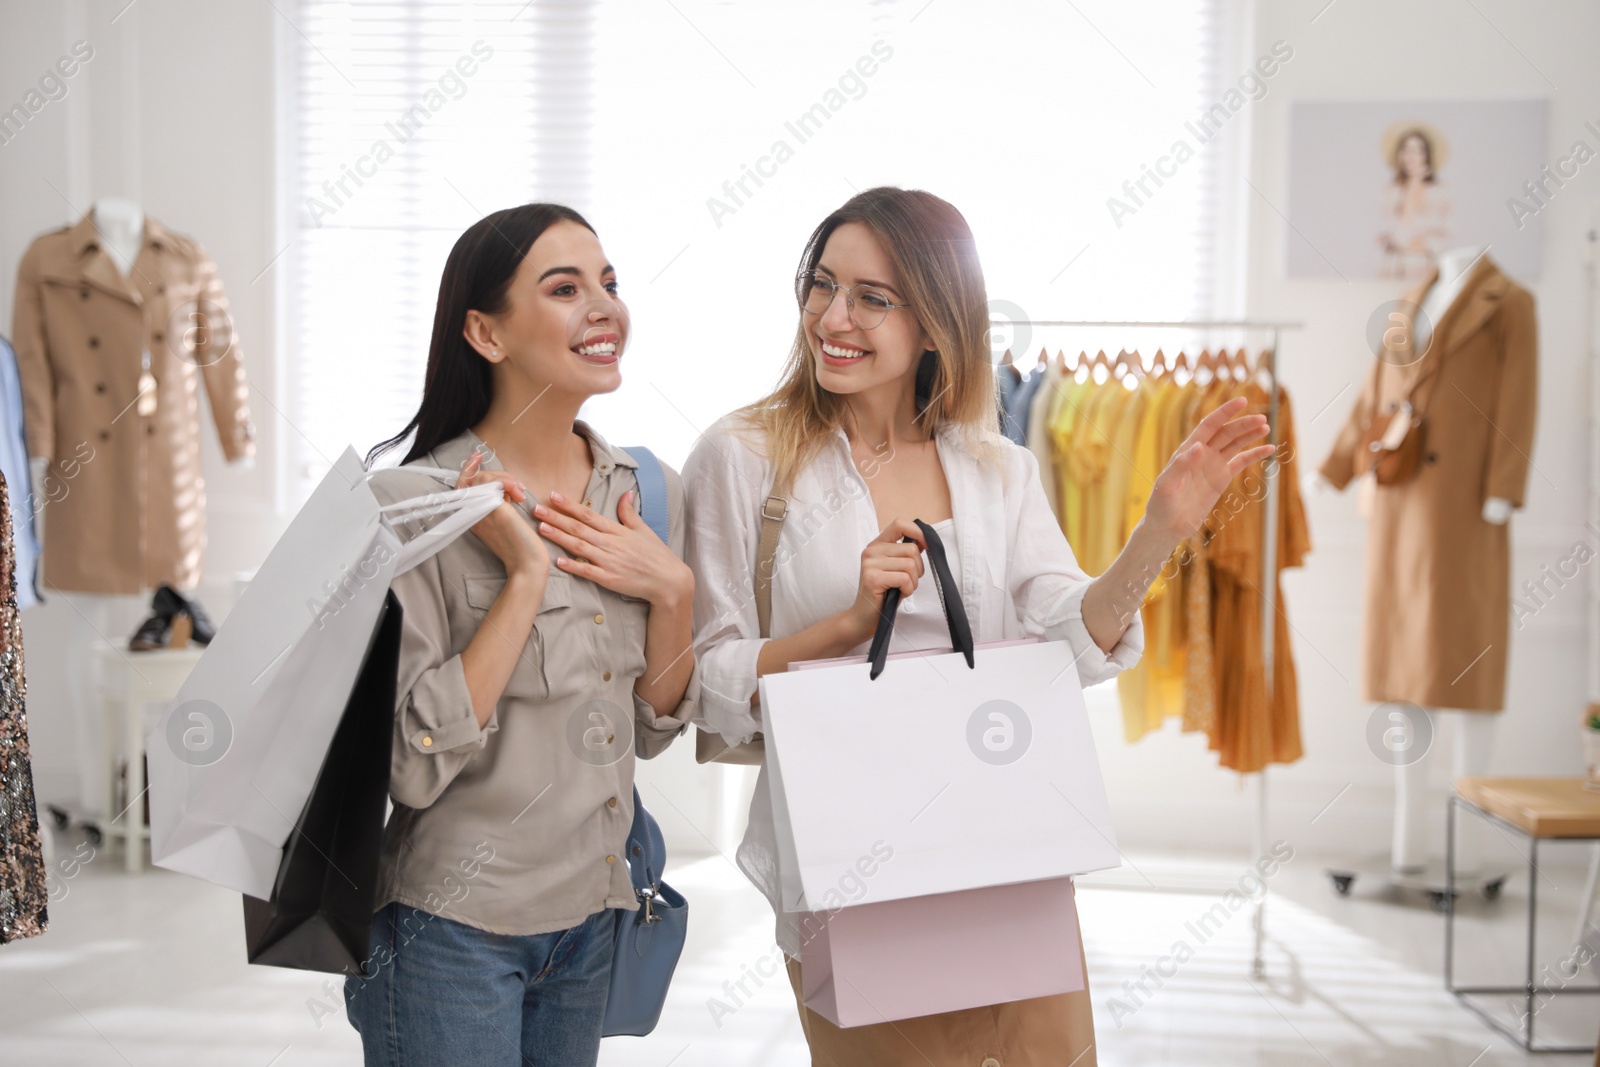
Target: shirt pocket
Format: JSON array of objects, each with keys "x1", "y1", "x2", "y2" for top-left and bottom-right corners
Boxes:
[
  {"x1": 461, "y1": 570, "x2": 575, "y2": 701},
  {"x1": 614, "y1": 593, "x2": 652, "y2": 680}
]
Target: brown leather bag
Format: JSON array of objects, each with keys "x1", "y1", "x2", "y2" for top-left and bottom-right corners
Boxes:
[
  {"x1": 1356, "y1": 352, "x2": 1434, "y2": 486},
  {"x1": 693, "y1": 493, "x2": 788, "y2": 766},
  {"x1": 1358, "y1": 399, "x2": 1427, "y2": 485}
]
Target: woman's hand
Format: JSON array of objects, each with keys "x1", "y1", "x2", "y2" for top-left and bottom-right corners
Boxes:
[
  {"x1": 844, "y1": 518, "x2": 927, "y2": 639},
  {"x1": 457, "y1": 448, "x2": 549, "y2": 580},
  {"x1": 534, "y1": 491, "x2": 693, "y2": 607},
  {"x1": 1144, "y1": 396, "x2": 1275, "y2": 542}
]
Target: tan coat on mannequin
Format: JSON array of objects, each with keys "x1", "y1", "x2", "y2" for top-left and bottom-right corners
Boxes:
[
  {"x1": 10, "y1": 210, "x2": 256, "y2": 594},
  {"x1": 1319, "y1": 255, "x2": 1537, "y2": 711}
]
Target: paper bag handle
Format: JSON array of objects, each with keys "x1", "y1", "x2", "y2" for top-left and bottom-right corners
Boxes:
[
  {"x1": 866, "y1": 518, "x2": 974, "y2": 679},
  {"x1": 370, "y1": 465, "x2": 506, "y2": 577}
]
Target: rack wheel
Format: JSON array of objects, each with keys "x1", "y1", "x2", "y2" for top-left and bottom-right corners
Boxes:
[
  {"x1": 47, "y1": 805, "x2": 70, "y2": 831},
  {"x1": 1483, "y1": 878, "x2": 1504, "y2": 902},
  {"x1": 84, "y1": 824, "x2": 102, "y2": 847},
  {"x1": 1330, "y1": 873, "x2": 1354, "y2": 896},
  {"x1": 1427, "y1": 889, "x2": 1459, "y2": 913}
]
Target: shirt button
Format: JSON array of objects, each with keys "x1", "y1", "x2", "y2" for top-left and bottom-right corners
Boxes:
[
  {"x1": 421, "y1": 735, "x2": 433, "y2": 748},
  {"x1": 981, "y1": 1059, "x2": 1001, "y2": 1067},
  {"x1": 607, "y1": 796, "x2": 618, "y2": 808},
  {"x1": 602, "y1": 670, "x2": 612, "y2": 682},
  {"x1": 605, "y1": 854, "x2": 617, "y2": 864},
  {"x1": 594, "y1": 613, "x2": 605, "y2": 625},
  {"x1": 584, "y1": 498, "x2": 593, "y2": 508}
]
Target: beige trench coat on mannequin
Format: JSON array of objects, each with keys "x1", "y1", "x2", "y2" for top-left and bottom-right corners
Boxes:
[
  {"x1": 11, "y1": 212, "x2": 255, "y2": 594},
  {"x1": 1319, "y1": 256, "x2": 1537, "y2": 711}
]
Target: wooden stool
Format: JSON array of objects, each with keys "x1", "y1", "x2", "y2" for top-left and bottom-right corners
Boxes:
[{"x1": 1449, "y1": 777, "x2": 1600, "y2": 1054}]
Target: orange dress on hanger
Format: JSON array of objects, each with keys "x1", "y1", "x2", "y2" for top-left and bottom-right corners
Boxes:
[{"x1": 1204, "y1": 379, "x2": 1311, "y2": 773}]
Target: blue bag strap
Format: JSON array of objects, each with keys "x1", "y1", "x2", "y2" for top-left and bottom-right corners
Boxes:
[
  {"x1": 621, "y1": 446, "x2": 670, "y2": 543},
  {"x1": 624, "y1": 785, "x2": 665, "y2": 894}
]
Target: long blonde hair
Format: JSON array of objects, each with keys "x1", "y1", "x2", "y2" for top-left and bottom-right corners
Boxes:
[{"x1": 738, "y1": 187, "x2": 998, "y2": 492}]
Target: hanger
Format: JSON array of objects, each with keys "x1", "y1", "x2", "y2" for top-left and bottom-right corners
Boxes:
[
  {"x1": 1110, "y1": 348, "x2": 1130, "y2": 381},
  {"x1": 1150, "y1": 348, "x2": 1168, "y2": 378},
  {"x1": 1173, "y1": 349, "x2": 1190, "y2": 375},
  {"x1": 1112, "y1": 348, "x2": 1142, "y2": 385},
  {"x1": 1228, "y1": 346, "x2": 1249, "y2": 380},
  {"x1": 1253, "y1": 347, "x2": 1275, "y2": 383},
  {"x1": 1088, "y1": 348, "x2": 1113, "y2": 382},
  {"x1": 1037, "y1": 346, "x2": 1050, "y2": 368},
  {"x1": 1000, "y1": 348, "x2": 1015, "y2": 370}
]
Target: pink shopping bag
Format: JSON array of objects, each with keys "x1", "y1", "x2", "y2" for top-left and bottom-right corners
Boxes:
[{"x1": 794, "y1": 876, "x2": 1085, "y2": 1028}]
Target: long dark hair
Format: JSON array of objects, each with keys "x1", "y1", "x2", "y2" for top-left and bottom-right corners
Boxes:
[{"x1": 366, "y1": 203, "x2": 595, "y2": 467}]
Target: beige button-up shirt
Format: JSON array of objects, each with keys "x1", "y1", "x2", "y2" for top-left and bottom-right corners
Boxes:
[{"x1": 366, "y1": 423, "x2": 694, "y2": 936}]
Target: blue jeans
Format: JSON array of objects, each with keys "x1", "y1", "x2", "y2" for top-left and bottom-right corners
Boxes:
[{"x1": 344, "y1": 902, "x2": 616, "y2": 1067}]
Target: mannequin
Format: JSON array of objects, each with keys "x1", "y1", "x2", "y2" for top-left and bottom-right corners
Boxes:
[
  {"x1": 1316, "y1": 244, "x2": 1534, "y2": 876},
  {"x1": 1394, "y1": 246, "x2": 1499, "y2": 872},
  {"x1": 17, "y1": 196, "x2": 257, "y2": 817},
  {"x1": 92, "y1": 196, "x2": 144, "y2": 277}
]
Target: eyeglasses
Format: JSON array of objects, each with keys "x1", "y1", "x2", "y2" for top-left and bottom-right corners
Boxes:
[{"x1": 796, "y1": 270, "x2": 911, "y2": 331}]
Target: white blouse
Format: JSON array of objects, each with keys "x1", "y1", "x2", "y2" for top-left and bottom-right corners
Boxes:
[{"x1": 681, "y1": 413, "x2": 1143, "y2": 958}]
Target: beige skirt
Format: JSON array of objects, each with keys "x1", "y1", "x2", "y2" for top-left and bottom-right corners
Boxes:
[{"x1": 782, "y1": 926, "x2": 1097, "y2": 1067}]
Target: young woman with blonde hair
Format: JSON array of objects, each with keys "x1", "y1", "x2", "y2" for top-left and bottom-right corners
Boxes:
[{"x1": 684, "y1": 186, "x2": 1273, "y2": 1064}]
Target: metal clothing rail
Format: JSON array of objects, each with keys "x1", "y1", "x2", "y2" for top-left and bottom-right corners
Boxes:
[{"x1": 1000, "y1": 317, "x2": 1303, "y2": 980}]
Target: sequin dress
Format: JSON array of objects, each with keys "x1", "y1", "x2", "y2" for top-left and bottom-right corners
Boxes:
[{"x1": 0, "y1": 469, "x2": 46, "y2": 943}]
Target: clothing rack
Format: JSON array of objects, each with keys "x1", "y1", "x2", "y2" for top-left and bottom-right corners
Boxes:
[{"x1": 998, "y1": 317, "x2": 1303, "y2": 980}]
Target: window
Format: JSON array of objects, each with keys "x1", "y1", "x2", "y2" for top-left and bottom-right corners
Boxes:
[
  {"x1": 282, "y1": 0, "x2": 595, "y2": 492},
  {"x1": 583, "y1": 0, "x2": 1228, "y2": 462},
  {"x1": 283, "y1": 0, "x2": 1226, "y2": 483}
]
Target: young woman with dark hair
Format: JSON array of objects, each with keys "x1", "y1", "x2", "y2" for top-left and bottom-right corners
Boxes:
[{"x1": 348, "y1": 203, "x2": 696, "y2": 1067}]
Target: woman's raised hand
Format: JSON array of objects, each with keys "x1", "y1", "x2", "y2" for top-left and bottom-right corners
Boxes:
[{"x1": 1144, "y1": 395, "x2": 1276, "y2": 541}]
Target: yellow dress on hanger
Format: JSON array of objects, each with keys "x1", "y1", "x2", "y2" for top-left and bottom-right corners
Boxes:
[
  {"x1": 1123, "y1": 374, "x2": 1192, "y2": 739},
  {"x1": 1047, "y1": 369, "x2": 1092, "y2": 550}
]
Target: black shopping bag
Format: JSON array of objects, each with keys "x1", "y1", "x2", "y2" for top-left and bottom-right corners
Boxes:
[{"x1": 242, "y1": 589, "x2": 401, "y2": 975}]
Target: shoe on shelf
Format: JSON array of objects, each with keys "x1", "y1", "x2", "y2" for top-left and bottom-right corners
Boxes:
[
  {"x1": 127, "y1": 584, "x2": 218, "y2": 651},
  {"x1": 152, "y1": 583, "x2": 216, "y2": 645},
  {"x1": 128, "y1": 612, "x2": 171, "y2": 652}
]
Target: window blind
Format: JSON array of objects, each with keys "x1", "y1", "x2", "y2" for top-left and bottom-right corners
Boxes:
[{"x1": 284, "y1": 0, "x2": 594, "y2": 491}]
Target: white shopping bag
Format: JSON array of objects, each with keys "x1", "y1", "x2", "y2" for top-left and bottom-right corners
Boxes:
[
  {"x1": 148, "y1": 447, "x2": 501, "y2": 899},
  {"x1": 761, "y1": 638, "x2": 1121, "y2": 913}
]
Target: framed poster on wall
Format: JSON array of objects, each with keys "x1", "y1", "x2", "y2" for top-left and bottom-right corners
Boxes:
[{"x1": 1287, "y1": 99, "x2": 1548, "y2": 280}]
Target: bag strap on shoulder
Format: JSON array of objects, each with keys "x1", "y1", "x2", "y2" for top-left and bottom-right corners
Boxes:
[
  {"x1": 621, "y1": 446, "x2": 670, "y2": 543},
  {"x1": 754, "y1": 495, "x2": 787, "y2": 639}
]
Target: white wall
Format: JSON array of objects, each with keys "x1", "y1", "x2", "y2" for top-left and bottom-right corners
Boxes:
[{"x1": 2, "y1": 0, "x2": 1595, "y2": 864}]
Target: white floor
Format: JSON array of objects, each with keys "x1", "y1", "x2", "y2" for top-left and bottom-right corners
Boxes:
[{"x1": 2, "y1": 830, "x2": 1597, "y2": 1066}]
